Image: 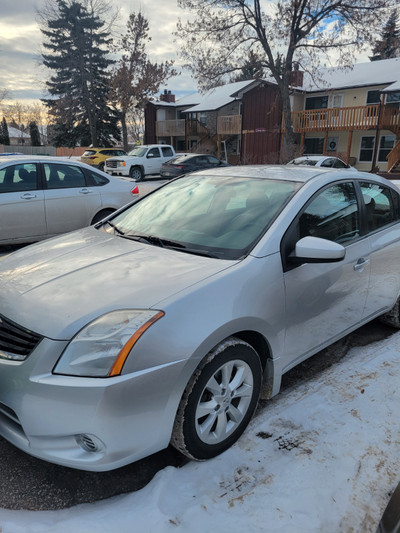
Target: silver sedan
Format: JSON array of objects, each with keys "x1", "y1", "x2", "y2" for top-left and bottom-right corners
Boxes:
[
  {"x1": 0, "y1": 156, "x2": 139, "y2": 245},
  {"x1": 0, "y1": 165, "x2": 399, "y2": 471}
]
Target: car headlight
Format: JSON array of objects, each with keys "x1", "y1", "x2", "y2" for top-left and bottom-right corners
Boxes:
[{"x1": 53, "y1": 310, "x2": 164, "y2": 377}]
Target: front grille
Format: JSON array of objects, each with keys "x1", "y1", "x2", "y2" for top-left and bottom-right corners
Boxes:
[
  {"x1": 0, "y1": 315, "x2": 42, "y2": 361},
  {"x1": 106, "y1": 161, "x2": 118, "y2": 169}
]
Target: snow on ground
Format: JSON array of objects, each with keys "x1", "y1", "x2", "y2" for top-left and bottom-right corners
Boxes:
[{"x1": 0, "y1": 330, "x2": 399, "y2": 533}]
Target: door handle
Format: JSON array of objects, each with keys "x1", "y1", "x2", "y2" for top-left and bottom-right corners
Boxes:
[
  {"x1": 20, "y1": 193, "x2": 37, "y2": 199},
  {"x1": 353, "y1": 258, "x2": 370, "y2": 272},
  {"x1": 79, "y1": 188, "x2": 92, "y2": 194}
]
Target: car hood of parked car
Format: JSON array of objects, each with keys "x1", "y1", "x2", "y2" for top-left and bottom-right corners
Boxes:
[{"x1": 0, "y1": 227, "x2": 237, "y2": 339}]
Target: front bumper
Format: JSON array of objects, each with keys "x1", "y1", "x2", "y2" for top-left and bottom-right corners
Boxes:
[
  {"x1": 0, "y1": 337, "x2": 186, "y2": 471},
  {"x1": 104, "y1": 167, "x2": 129, "y2": 177}
]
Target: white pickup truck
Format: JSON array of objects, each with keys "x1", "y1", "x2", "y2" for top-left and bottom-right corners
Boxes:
[{"x1": 104, "y1": 144, "x2": 176, "y2": 181}]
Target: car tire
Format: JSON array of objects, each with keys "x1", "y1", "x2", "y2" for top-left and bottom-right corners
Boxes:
[
  {"x1": 98, "y1": 162, "x2": 105, "y2": 171},
  {"x1": 91, "y1": 209, "x2": 115, "y2": 225},
  {"x1": 171, "y1": 337, "x2": 262, "y2": 461},
  {"x1": 129, "y1": 166, "x2": 144, "y2": 181}
]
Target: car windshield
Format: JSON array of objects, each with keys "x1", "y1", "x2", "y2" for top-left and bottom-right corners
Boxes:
[
  {"x1": 127, "y1": 147, "x2": 148, "y2": 157},
  {"x1": 104, "y1": 174, "x2": 301, "y2": 260}
]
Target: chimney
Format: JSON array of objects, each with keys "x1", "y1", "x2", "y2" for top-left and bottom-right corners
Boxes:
[
  {"x1": 160, "y1": 89, "x2": 176, "y2": 103},
  {"x1": 289, "y1": 65, "x2": 304, "y2": 88}
]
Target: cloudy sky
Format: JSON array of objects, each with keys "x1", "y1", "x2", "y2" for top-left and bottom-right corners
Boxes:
[{"x1": 0, "y1": 0, "x2": 194, "y2": 104}]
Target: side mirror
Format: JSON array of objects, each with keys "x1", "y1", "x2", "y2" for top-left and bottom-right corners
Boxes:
[
  {"x1": 290, "y1": 236, "x2": 346, "y2": 263},
  {"x1": 147, "y1": 153, "x2": 154, "y2": 158}
]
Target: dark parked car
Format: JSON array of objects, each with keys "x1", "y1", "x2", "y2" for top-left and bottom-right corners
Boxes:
[{"x1": 160, "y1": 153, "x2": 228, "y2": 178}]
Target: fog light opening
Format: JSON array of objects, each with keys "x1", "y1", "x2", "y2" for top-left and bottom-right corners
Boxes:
[{"x1": 75, "y1": 434, "x2": 104, "y2": 453}]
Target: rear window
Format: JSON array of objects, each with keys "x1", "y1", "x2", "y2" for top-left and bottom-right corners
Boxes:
[
  {"x1": 162, "y1": 146, "x2": 174, "y2": 157},
  {"x1": 168, "y1": 155, "x2": 194, "y2": 164},
  {"x1": 82, "y1": 150, "x2": 96, "y2": 156},
  {"x1": 86, "y1": 169, "x2": 110, "y2": 186}
]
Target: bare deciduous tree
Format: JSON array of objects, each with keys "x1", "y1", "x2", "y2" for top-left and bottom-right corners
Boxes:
[
  {"x1": 176, "y1": 0, "x2": 395, "y2": 156},
  {"x1": 110, "y1": 12, "x2": 177, "y2": 151}
]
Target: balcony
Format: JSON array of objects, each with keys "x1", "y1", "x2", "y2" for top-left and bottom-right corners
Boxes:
[
  {"x1": 156, "y1": 119, "x2": 185, "y2": 137},
  {"x1": 286, "y1": 104, "x2": 400, "y2": 134},
  {"x1": 217, "y1": 115, "x2": 242, "y2": 135}
]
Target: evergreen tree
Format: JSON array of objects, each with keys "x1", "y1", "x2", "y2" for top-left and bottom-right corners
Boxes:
[
  {"x1": 40, "y1": 0, "x2": 120, "y2": 147},
  {"x1": 230, "y1": 51, "x2": 265, "y2": 83},
  {"x1": 370, "y1": 10, "x2": 400, "y2": 61},
  {"x1": 1, "y1": 117, "x2": 10, "y2": 146},
  {"x1": 29, "y1": 121, "x2": 42, "y2": 146}
]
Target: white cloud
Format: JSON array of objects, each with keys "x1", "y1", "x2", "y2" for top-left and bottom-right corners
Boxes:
[{"x1": 0, "y1": 0, "x2": 192, "y2": 103}]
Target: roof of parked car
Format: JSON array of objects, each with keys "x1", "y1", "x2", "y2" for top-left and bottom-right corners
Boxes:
[{"x1": 192, "y1": 164, "x2": 386, "y2": 184}]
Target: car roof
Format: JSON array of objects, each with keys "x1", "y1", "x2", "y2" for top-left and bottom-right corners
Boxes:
[
  {"x1": 0, "y1": 156, "x2": 98, "y2": 170},
  {"x1": 88, "y1": 147, "x2": 123, "y2": 151},
  {"x1": 292, "y1": 155, "x2": 331, "y2": 161},
  {"x1": 191, "y1": 164, "x2": 388, "y2": 185}
]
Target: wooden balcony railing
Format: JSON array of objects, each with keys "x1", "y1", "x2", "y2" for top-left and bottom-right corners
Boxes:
[
  {"x1": 156, "y1": 119, "x2": 185, "y2": 137},
  {"x1": 217, "y1": 115, "x2": 242, "y2": 135},
  {"x1": 387, "y1": 139, "x2": 400, "y2": 172},
  {"x1": 186, "y1": 119, "x2": 209, "y2": 136},
  {"x1": 286, "y1": 104, "x2": 400, "y2": 134}
]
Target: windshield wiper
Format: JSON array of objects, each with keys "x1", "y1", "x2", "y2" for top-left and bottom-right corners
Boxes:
[
  {"x1": 105, "y1": 221, "x2": 125, "y2": 235},
  {"x1": 122, "y1": 233, "x2": 219, "y2": 258}
]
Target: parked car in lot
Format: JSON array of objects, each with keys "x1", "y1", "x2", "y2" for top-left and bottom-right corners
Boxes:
[
  {"x1": 0, "y1": 156, "x2": 139, "y2": 245},
  {"x1": 80, "y1": 148, "x2": 127, "y2": 170},
  {"x1": 104, "y1": 144, "x2": 176, "y2": 181},
  {"x1": 0, "y1": 165, "x2": 400, "y2": 471},
  {"x1": 160, "y1": 153, "x2": 228, "y2": 178},
  {"x1": 287, "y1": 155, "x2": 357, "y2": 170}
]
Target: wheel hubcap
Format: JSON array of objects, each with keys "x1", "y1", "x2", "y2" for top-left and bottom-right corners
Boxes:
[{"x1": 195, "y1": 359, "x2": 254, "y2": 445}]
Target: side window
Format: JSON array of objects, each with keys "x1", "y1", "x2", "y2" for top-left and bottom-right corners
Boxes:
[
  {"x1": 161, "y1": 146, "x2": 174, "y2": 157},
  {"x1": 0, "y1": 163, "x2": 38, "y2": 193},
  {"x1": 299, "y1": 182, "x2": 359, "y2": 244},
  {"x1": 320, "y1": 158, "x2": 335, "y2": 168},
  {"x1": 44, "y1": 163, "x2": 86, "y2": 189},
  {"x1": 147, "y1": 148, "x2": 160, "y2": 158},
  {"x1": 332, "y1": 159, "x2": 348, "y2": 169},
  {"x1": 207, "y1": 156, "x2": 221, "y2": 165},
  {"x1": 85, "y1": 169, "x2": 110, "y2": 186},
  {"x1": 360, "y1": 182, "x2": 397, "y2": 231}
]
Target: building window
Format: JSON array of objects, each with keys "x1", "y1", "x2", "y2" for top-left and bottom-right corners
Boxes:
[
  {"x1": 366, "y1": 90, "x2": 381, "y2": 105},
  {"x1": 199, "y1": 112, "x2": 207, "y2": 126},
  {"x1": 386, "y1": 91, "x2": 400, "y2": 109},
  {"x1": 378, "y1": 135, "x2": 396, "y2": 162},
  {"x1": 359, "y1": 136, "x2": 375, "y2": 161},
  {"x1": 304, "y1": 137, "x2": 324, "y2": 154},
  {"x1": 305, "y1": 95, "x2": 328, "y2": 110}
]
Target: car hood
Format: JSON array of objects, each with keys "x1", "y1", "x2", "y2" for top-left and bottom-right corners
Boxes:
[{"x1": 0, "y1": 228, "x2": 236, "y2": 339}]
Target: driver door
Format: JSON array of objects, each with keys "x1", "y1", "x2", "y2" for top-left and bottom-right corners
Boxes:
[{"x1": 282, "y1": 181, "x2": 371, "y2": 370}]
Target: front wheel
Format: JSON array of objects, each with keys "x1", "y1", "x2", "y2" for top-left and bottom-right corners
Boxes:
[
  {"x1": 171, "y1": 338, "x2": 262, "y2": 460},
  {"x1": 129, "y1": 166, "x2": 144, "y2": 181}
]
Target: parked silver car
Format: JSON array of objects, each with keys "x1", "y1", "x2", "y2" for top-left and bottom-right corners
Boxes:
[
  {"x1": 287, "y1": 155, "x2": 357, "y2": 170},
  {"x1": 0, "y1": 165, "x2": 399, "y2": 471},
  {"x1": 0, "y1": 156, "x2": 139, "y2": 245}
]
